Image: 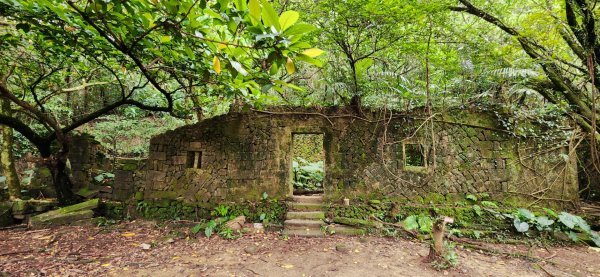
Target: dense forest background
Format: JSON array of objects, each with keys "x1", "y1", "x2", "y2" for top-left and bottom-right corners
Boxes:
[{"x1": 1, "y1": 0, "x2": 600, "y2": 202}]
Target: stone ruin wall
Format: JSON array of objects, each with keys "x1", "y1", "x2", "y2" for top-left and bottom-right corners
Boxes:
[
  {"x1": 142, "y1": 108, "x2": 579, "y2": 207},
  {"x1": 27, "y1": 134, "x2": 145, "y2": 201}
]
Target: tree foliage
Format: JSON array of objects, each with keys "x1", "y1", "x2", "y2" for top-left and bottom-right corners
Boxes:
[{"x1": 0, "y1": 0, "x2": 320, "y2": 204}]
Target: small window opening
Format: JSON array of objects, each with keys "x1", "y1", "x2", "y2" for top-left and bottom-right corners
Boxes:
[
  {"x1": 187, "y1": 151, "x2": 202, "y2": 169},
  {"x1": 404, "y1": 143, "x2": 425, "y2": 167}
]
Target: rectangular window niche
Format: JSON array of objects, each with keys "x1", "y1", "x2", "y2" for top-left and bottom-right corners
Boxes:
[
  {"x1": 187, "y1": 151, "x2": 202, "y2": 169},
  {"x1": 403, "y1": 143, "x2": 427, "y2": 172}
]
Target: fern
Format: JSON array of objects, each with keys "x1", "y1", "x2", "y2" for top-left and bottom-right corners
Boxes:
[{"x1": 489, "y1": 67, "x2": 539, "y2": 79}]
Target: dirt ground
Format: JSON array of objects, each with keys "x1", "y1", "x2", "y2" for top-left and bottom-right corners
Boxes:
[{"x1": 1, "y1": 221, "x2": 599, "y2": 277}]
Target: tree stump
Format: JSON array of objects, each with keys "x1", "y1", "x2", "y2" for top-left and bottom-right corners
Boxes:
[{"x1": 425, "y1": 216, "x2": 454, "y2": 263}]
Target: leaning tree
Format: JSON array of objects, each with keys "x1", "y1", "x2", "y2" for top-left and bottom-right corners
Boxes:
[
  {"x1": 449, "y1": 0, "x2": 600, "y2": 141},
  {"x1": 0, "y1": 0, "x2": 322, "y2": 204}
]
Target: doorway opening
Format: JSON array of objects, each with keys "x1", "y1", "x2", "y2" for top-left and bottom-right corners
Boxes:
[{"x1": 291, "y1": 133, "x2": 325, "y2": 195}]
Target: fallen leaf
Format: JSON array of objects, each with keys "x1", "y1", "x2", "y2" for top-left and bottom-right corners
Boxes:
[
  {"x1": 281, "y1": 264, "x2": 294, "y2": 269},
  {"x1": 121, "y1": 233, "x2": 136, "y2": 237}
]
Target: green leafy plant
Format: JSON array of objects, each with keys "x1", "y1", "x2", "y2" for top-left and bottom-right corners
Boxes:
[
  {"x1": 403, "y1": 214, "x2": 433, "y2": 233},
  {"x1": 431, "y1": 241, "x2": 459, "y2": 270},
  {"x1": 204, "y1": 220, "x2": 217, "y2": 238},
  {"x1": 218, "y1": 228, "x2": 241, "y2": 240},
  {"x1": 506, "y1": 208, "x2": 600, "y2": 246},
  {"x1": 211, "y1": 205, "x2": 231, "y2": 218},
  {"x1": 292, "y1": 157, "x2": 324, "y2": 192},
  {"x1": 94, "y1": 172, "x2": 115, "y2": 184}
]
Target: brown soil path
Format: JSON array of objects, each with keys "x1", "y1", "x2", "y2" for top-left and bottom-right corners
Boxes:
[{"x1": 1, "y1": 221, "x2": 599, "y2": 276}]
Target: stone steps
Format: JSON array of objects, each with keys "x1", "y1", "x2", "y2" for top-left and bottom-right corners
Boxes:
[
  {"x1": 284, "y1": 219, "x2": 325, "y2": 230},
  {"x1": 291, "y1": 195, "x2": 323, "y2": 204},
  {"x1": 283, "y1": 194, "x2": 366, "y2": 237},
  {"x1": 282, "y1": 228, "x2": 325, "y2": 237},
  {"x1": 286, "y1": 211, "x2": 325, "y2": 220},
  {"x1": 286, "y1": 202, "x2": 325, "y2": 212},
  {"x1": 283, "y1": 194, "x2": 326, "y2": 237}
]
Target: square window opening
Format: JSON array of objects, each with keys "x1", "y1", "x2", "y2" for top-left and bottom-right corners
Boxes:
[
  {"x1": 404, "y1": 143, "x2": 425, "y2": 167},
  {"x1": 187, "y1": 151, "x2": 202, "y2": 169}
]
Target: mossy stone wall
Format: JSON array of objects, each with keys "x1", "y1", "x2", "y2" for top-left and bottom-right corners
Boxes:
[{"x1": 143, "y1": 108, "x2": 578, "y2": 206}]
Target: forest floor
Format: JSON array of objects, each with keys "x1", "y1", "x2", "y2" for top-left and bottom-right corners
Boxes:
[{"x1": 1, "y1": 220, "x2": 599, "y2": 277}]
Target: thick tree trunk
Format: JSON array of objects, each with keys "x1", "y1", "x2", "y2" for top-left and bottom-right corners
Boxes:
[
  {"x1": 39, "y1": 142, "x2": 78, "y2": 205},
  {"x1": 0, "y1": 99, "x2": 20, "y2": 200}
]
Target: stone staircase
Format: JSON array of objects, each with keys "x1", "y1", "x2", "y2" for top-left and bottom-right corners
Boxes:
[{"x1": 283, "y1": 195, "x2": 326, "y2": 237}]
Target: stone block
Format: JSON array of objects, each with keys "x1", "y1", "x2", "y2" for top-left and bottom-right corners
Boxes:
[
  {"x1": 149, "y1": 151, "x2": 166, "y2": 161},
  {"x1": 172, "y1": 155, "x2": 187, "y2": 165}
]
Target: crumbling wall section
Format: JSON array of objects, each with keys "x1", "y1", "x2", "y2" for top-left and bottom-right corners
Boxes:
[{"x1": 141, "y1": 108, "x2": 578, "y2": 206}]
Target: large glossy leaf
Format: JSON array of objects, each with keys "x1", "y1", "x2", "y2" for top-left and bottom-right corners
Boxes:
[
  {"x1": 302, "y1": 48, "x2": 325, "y2": 58},
  {"x1": 285, "y1": 57, "x2": 296, "y2": 74},
  {"x1": 558, "y1": 212, "x2": 577, "y2": 229},
  {"x1": 513, "y1": 218, "x2": 529, "y2": 232},
  {"x1": 213, "y1": 56, "x2": 221, "y2": 74},
  {"x1": 230, "y1": 60, "x2": 248, "y2": 76},
  {"x1": 248, "y1": 0, "x2": 261, "y2": 22},
  {"x1": 260, "y1": 0, "x2": 280, "y2": 30},
  {"x1": 279, "y1": 11, "x2": 299, "y2": 31},
  {"x1": 403, "y1": 215, "x2": 419, "y2": 231},
  {"x1": 284, "y1": 23, "x2": 316, "y2": 36}
]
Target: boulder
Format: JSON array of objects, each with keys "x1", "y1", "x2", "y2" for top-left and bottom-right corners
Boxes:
[
  {"x1": 28, "y1": 199, "x2": 99, "y2": 228},
  {"x1": 225, "y1": 216, "x2": 246, "y2": 231}
]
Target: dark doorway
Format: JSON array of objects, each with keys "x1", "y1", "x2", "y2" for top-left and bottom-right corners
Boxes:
[{"x1": 291, "y1": 133, "x2": 325, "y2": 195}]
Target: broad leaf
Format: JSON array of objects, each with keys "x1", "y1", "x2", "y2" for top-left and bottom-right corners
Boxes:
[
  {"x1": 517, "y1": 208, "x2": 535, "y2": 220},
  {"x1": 535, "y1": 216, "x2": 554, "y2": 227},
  {"x1": 284, "y1": 23, "x2": 316, "y2": 36},
  {"x1": 513, "y1": 218, "x2": 529, "y2": 232},
  {"x1": 558, "y1": 212, "x2": 577, "y2": 229},
  {"x1": 279, "y1": 11, "x2": 299, "y2": 31},
  {"x1": 302, "y1": 48, "x2": 325, "y2": 58},
  {"x1": 213, "y1": 56, "x2": 221, "y2": 74},
  {"x1": 260, "y1": 0, "x2": 280, "y2": 30},
  {"x1": 285, "y1": 57, "x2": 296, "y2": 74},
  {"x1": 403, "y1": 215, "x2": 419, "y2": 231},
  {"x1": 248, "y1": 0, "x2": 261, "y2": 22},
  {"x1": 230, "y1": 60, "x2": 248, "y2": 76}
]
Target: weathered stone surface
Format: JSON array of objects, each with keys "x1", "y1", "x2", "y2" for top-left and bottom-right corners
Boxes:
[
  {"x1": 139, "y1": 108, "x2": 578, "y2": 207},
  {"x1": 225, "y1": 216, "x2": 246, "y2": 231},
  {"x1": 29, "y1": 210, "x2": 93, "y2": 228},
  {"x1": 0, "y1": 202, "x2": 13, "y2": 227},
  {"x1": 26, "y1": 199, "x2": 100, "y2": 228},
  {"x1": 332, "y1": 217, "x2": 383, "y2": 229}
]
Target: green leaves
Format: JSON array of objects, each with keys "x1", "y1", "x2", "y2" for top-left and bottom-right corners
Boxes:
[
  {"x1": 284, "y1": 23, "x2": 316, "y2": 36},
  {"x1": 248, "y1": 0, "x2": 261, "y2": 22},
  {"x1": 285, "y1": 57, "x2": 296, "y2": 74},
  {"x1": 279, "y1": 11, "x2": 299, "y2": 31},
  {"x1": 403, "y1": 214, "x2": 433, "y2": 233},
  {"x1": 558, "y1": 212, "x2": 590, "y2": 232},
  {"x1": 260, "y1": 0, "x2": 280, "y2": 30},
  {"x1": 513, "y1": 218, "x2": 529, "y2": 233},
  {"x1": 213, "y1": 56, "x2": 221, "y2": 74},
  {"x1": 302, "y1": 48, "x2": 325, "y2": 58},
  {"x1": 509, "y1": 208, "x2": 600, "y2": 247}
]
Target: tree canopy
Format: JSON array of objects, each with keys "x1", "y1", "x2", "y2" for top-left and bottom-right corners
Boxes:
[{"x1": 0, "y1": 0, "x2": 321, "y2": 203}]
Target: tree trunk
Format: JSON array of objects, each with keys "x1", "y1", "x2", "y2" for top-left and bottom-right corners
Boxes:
[
  {"x1": 0, "y1": 99, "x2": 20, "y2": 200},
  {"x1": 426, "y1": 216, "x2": 453, "y2": 263},
  {"x1": 39, "y1": 142, "x2": 78, "y2": 205}
]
